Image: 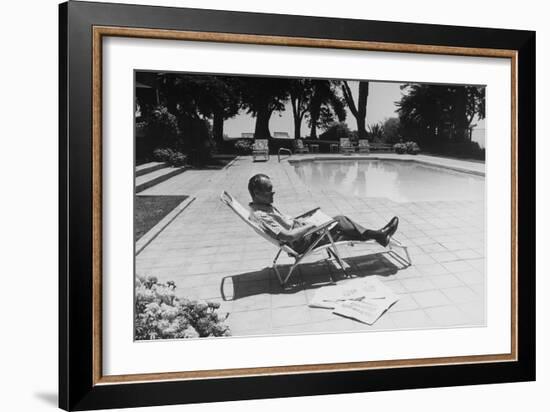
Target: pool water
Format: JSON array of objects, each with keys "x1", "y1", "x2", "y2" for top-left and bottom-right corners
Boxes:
[{"x1": 292, "y1": 160, "x2": 485, "y2": 203}]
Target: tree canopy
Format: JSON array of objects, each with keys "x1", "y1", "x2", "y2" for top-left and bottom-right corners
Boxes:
[
  {"x1": 396, "y1": 83, "x2": 485, "y2": 150},
  {"x1": 239, "y1": 77, "x2": 292, "y2": 139}
]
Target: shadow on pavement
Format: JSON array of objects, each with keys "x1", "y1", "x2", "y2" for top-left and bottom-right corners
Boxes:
[{"x1": 220, "y1": 252, "x2": 401, "y2": 301}]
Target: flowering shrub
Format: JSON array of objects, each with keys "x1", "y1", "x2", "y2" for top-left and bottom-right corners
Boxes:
[
  {"x1": 393, "y1": 141, "x2": 420, "y2": 155},
  {"x1": 135, "y1": 275, "x2": 230, "y2": 340},
  {"x1": 153, "y1": 148, "x2": 188, "y2": 167},
  {"x1": 393, "y1": 143, "x2": 407, "y2": 154},
  {"x1": 233, "y1": 139, "x2": 253, "y2": 155},
  {"x1": 144, "y1": 106, "x2": 179, "y2": 145},
  {"x1": 405, "y1": 141, "x2": 420, "y2": 154}
]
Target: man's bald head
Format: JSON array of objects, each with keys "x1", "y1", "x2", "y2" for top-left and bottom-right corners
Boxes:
[{"x1": 248, "y1": 174, "x2": 277, "y2": 206}]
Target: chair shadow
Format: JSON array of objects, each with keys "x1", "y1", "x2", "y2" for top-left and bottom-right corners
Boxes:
[{"x1": 220, "y1": 252, "x2": 401, "y2": 301}]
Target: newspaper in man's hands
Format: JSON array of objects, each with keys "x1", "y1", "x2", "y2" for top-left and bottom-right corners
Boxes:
[{"x1": 302, "y1": 209, "x2": 334, "y2": 227}]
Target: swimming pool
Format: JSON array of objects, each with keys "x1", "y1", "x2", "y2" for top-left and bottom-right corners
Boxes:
[{"x1": 291, "y1": 159, "x2": 485, "y2": 203}]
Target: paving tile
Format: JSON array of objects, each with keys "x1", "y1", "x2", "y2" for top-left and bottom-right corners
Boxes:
[
  {"x1": 272, "y1": 306, "x2": 311, "y2": 328},
  {"x1": 425, "y1": 305, "x2": 471, "y2": 327},
  {"x1": 427, "y1": 274, "x2": 464, "y2": 289},
  {"x1": 271, "y1": 291, "x2": 308, "y2": 308},
  {"x1": 430, "y1": 251, "x2": 460, "y2": 263},
  {"x1": 442, "y1": 260, "x2": 476, "y2": 273},
  {"x1": 457, "y1": 301, "x2": 486, "y2": 325},
  {"x1": 225, "y1": 309, "x2": 272, "y2": 333},
  {"x1": 381, "y1": 279, "x2": 407, "y2": 294},
  {"x1": 409, "y1": 253, "x2": 437, "y2": 265},
  {"x1": 415, "y1": 263, "x2": 450, "y2": 276},
  {"x1": 454, "y1": 249, "x2": 483, "y2": 259},
  {"x1": 467, "y1": 259, "x2": 486, "y2": 272},
  {"x1": 232, "y1": 294, "x2": 272, "y2": 312},
  {"x1": 389, "y1": 310, "x2": 434, "y2": 329},
  {"x1": 411, "y1": 290, "x2": 452, "y2": 308},
  {"x1": 389, "y1": 295, "x2": 419, "y2": 312},
  {"x1": 401, "y1": 277, "x2": 436, "y2": 292},
  {"x1": 469, "y1": 282, "x2": 486, "y2": 297},
  {"x1": 396, "y1": 266, "x2": 423, "y2": 279},
  {"x1": 454, "y1": 270, "x2": 484, "y2": 285},
  {"x1": 420, "y1": 243, "x2": 448, "y2": 253},
  {"x1": 442, "y1": 241, "x2": 469, "y2": 252},
  {"x1": 441, "y1": 286, "x2": 479, "y2": 304}
]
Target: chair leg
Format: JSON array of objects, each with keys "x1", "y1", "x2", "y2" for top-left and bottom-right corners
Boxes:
[
  {"x1": 327, "y1": 233, "x2": 350, "y2": 274},
  {"x1": 388, "y1": 238, "x2": 412, "y2": 267},
  {"x1": 272, "y1": 248, "x2": 301, "y2": 287},
  {"x1": 272, "y1": 249, "x2": 285, "y2": 285}
]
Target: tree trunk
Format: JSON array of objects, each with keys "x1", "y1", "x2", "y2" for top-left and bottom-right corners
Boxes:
[
  {"x1": 293, "y1": 117, "x2": 302, "y2": 139},
  {"x1": 356, "y1": 81, "x2": 369, "y2": 140},
  {"x1": 310, "y1": 122, "x2": 318, "y2": 139},
  {"x1": 212, "y1": 109, "x2": 224, "y2": 145},
  {"x1": 254, "y1": 105, "x2": 272, "y2": 139},
  {"x1": 309, "y1": 107, "x2": 320, "y2": 139},
  {"x1": 454, "y1": 88, "x2": 468, "y2": 140}
]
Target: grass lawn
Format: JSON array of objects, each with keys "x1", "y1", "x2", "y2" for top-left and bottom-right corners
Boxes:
[{"x1": 135, "y1": 195, "x2": 189, "y2": 240}]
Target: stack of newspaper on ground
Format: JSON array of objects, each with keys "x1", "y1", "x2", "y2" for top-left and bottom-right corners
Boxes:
[{"x1": 308, "y1": 276, "x2": 399, "y2": 325}]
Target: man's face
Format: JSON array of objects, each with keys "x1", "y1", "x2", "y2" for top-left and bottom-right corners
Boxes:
[{"x1": 255, "y1": 178, "x2": 275, "y2": 204}]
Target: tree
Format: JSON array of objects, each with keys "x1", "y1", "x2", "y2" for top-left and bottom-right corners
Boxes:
[
  {"x1": 288, "y1": 79, "x2": 313, "y2": 139},
  {"x1": 202, "y1": 76, "x2": 241, "y2": 145},
  {"x1": 307, "y1": 80, "x2": 346, "y2": 139},
  {"x1": 157, "y1": 74, "x2": 240, "y2": 146},
  {"x1": 396, "y1": 84, "x2": 486, "y2": 151},
  {"x1": 367, "y1": 123, "x2": 384, "y2": 142},
  {"x1": 382, "y1": 117, "x2": 401, "y2": 143},
  {"x1": 341, "y1": 80, "x2": 369, "y2": 140},
  {"x1": 239, "y1": 77, "x2": 292, "y2": 139}
]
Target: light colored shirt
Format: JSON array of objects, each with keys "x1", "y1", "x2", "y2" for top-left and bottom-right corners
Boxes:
[{"x1": 249, "y1": 202, "x2": 295, "y2": 237}]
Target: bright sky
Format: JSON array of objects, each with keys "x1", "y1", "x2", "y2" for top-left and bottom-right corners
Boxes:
[
  {"x1": 223, "y1": 79, "x2": 485, "y2": 147},
  {"x1": 224, "y1": 80, "x2": 404, "y2": 138}
]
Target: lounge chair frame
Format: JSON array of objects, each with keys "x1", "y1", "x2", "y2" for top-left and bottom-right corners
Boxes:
[
  {"x1": 220, "y1": 191, "x2": 411, "y2": 287},
  {"x1": 252, "y1": 139, "x2": 270, "y2": 161},
  {"x1": 339, "y1": 138, "x2": 355, "y2": 155},
  {"x1": 358, "y1": 139, "x2": 371, "y2": 154}
]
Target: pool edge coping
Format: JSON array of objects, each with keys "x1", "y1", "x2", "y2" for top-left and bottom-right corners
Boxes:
[{"x1": 286, "y1": 155, "x2": 486, "y2": 177}]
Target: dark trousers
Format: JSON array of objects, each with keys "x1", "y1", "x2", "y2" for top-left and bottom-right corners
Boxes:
[{"x1": 292, "y1": 215, "x2": 379, "y2": 254}]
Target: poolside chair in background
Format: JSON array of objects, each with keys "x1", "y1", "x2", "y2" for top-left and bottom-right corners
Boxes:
[
  {"x1": 293, "y1": 139, "x2": 310, "y2": 154},
  {"x1": 252, "y1": 139, "x2": 269, "y2": 161},
  {"x1": 339, "y1": 138, "x2": 355, "y2": 155},
  {"x1": 220, "y1": 191, "x2": 411, "y2": 287},
  {"x1": 358, "y1": 139, "x2": 370, "y2": 154}
]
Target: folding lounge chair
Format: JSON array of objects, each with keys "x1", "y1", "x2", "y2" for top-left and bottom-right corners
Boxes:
[
  {"x1": 293, "y1": 139, "x2": 310, "y2": 154},
  {"x1": 220, "y1": 191, "x2": 411, "y2": 287},
  {"x1": 358, "y1": 139, "x2": 370, "y2": 154},
  {"x1": 339, "y1": 138, "x2": 355, "y2": 154},
  {"x1": 252, "y1": 139, "x2": 269, "y2": 161}
]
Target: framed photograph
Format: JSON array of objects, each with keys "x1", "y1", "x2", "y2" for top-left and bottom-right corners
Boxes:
[{"x1": 59, "y1": 1, "x2": 535, "y2": 410}]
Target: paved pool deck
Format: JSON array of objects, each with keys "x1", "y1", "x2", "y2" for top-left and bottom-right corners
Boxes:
[{"x1": 137, "y1": 153, "x2": 486, "y2": 337}]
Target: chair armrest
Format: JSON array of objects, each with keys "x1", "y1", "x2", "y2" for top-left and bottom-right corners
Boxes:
[{"x1": 293, "y1": 207, "x2": 320, "y2": 219}]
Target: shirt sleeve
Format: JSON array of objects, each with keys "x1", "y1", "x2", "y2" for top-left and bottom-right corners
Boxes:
[{"x1": 252, "y1": 211, "x2": 283, "y2": 236}]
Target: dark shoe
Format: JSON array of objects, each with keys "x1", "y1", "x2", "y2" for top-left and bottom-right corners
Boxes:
[
  {"x1": 381, "y1": 216, "x2": 398, "y2": 232},
  {"x1": 386, "y1": 216, "x2": 399, "y2": 239},
  {"x1": 378, "y1": 217, "x2": 399, "y2": 247}
]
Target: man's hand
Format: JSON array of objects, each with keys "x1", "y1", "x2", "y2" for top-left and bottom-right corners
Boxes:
[{"x1": 294, "y1": 217, "x2": 309, "y2": 227}]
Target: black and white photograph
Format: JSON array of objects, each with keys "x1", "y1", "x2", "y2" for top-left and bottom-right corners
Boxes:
[{"x1": 134, "y1": 71, "x2": 487, "y2": 340}]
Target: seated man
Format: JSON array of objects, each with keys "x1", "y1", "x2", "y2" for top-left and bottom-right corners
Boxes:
[{"x1": 248, "y1": 174, "x2": 399, "y2": 254}]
